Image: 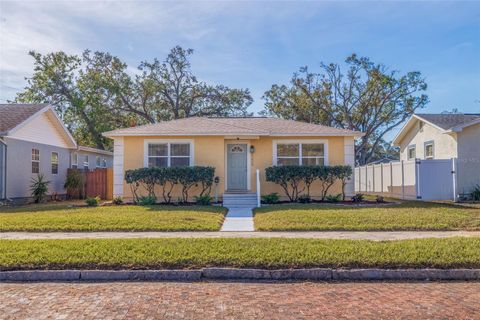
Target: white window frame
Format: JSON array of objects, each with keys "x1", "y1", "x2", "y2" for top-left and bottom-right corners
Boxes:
[
  {"x1": 95, "y1": 156, "x2": 101, "y2": 168},
  {"x1": 143, "y1": 139, "x2": 194, "y2": 168},
  {"x1": 71, "y1": 153, "x2": 78, "y2": 169},
  {"x1": 102, "y1": 157, "x2": 107, "y2": 168},
  {"x1": 272, "y1": 140, "x2": 329, "y2": 166},
  {"x1": 407, "y1": 145, "x2": 416, "y2": 160},
  {"x1": 32, "y1": 148, "x2": 40, "y2": 174},
  {"x1": 83, "y1": 155, "x2": 89, "y2": 169},
  {"x1": 51, "y1": 152, "x2": 59, "y2": 175},
  {"x1": 424, "y1": 141, "x2": 435, "y2": 160}
]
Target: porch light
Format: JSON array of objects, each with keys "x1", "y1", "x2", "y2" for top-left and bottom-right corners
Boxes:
[{"x1": 250, "y1": 145, "x2": 255, "y2": 153}]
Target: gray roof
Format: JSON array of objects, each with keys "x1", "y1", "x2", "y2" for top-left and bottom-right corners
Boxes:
[
  {"x1": 0, "y1": 104, "x2": 48, "y2": 135},
  {"x1": 103, "y1": 117, "x2": 364, "y2": 137},
  {"x1": 416, "y1": 113, "x2": 480, "y2": 130}
]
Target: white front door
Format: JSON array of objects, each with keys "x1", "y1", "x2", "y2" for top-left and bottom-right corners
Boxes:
[{"x1": 227, "y1": 144, "x2": 248, "y2": 190}]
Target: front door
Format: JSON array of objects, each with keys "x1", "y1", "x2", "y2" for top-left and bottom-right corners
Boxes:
[{"x1": 227, "y1": 144, "x2": 248, "y2": 190}]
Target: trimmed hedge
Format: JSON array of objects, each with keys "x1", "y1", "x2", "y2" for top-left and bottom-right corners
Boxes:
[
  {"x1": 125, "y1": 166, "x2": 215, "y2": 204},
  {"x1": 265, "y1": 165, "x2": 353, "y2": 202}
]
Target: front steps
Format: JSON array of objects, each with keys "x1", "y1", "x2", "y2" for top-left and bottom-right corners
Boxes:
[{"x1": 222, "y1": 192, "x2": 258, "y2": 209}]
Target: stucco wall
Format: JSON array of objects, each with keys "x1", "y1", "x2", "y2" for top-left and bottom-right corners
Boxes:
[
  {"x1": 398, "y1": 120, "x2": 457, "y2": 160},
  {"x1": 456, "y1": 123, "x2": 480, "y2": 194},
  {"x1": 4, "y1": 137, "x2": 71, "y2": 199},
  {"x1": 118, "y1": 135, "x2": 352, "y2": 202}
]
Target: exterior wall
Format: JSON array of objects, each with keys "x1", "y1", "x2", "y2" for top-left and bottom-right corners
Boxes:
[
  {"x1": 4, "y1": 137, "x2": 71, "y2": 200},
  {"x1": 0, "y1": 140, "x2": 5, "y2": 199},
  {"x1": 398, "y1": 120, "x2": 457, "y2": 160},
  {"x1": 72, "y1": 150, "x2": 113, "y2": 170},
  {"x1": 118, "y1": 135, "x2": 351, "y2": 202},
  {"x1": 9, "y1": 111, "x2": 71, "y2": 148},
  {"x1": 456, "y1": 123, "x2": 480, "y2": 194}
]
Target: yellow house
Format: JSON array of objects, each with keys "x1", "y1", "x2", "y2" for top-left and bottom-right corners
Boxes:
[{"x1": 103, "y1": 117, "x2": 363, "y2": 203}]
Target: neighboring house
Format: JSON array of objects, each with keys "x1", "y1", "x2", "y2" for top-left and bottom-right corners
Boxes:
[
  {"x1": 103, "y1": 117, "x2": 363, "y2": 203},
  {"x1": 393, "y1": 113, "x2": 480, "y2": 195},
  {"x1": 0, "y1": 104, "x2": 113, "y2": 202},
  {"x1": 71, "y1": 146, "x2": 113, "y2": 170}
]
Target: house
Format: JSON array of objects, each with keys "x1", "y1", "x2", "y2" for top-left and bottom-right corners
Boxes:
[
  {"x1": 392, "y1": 113, "x2": 480, "y2": 195},
  {"x1": 103, "y1": 117, "x2": 363, "y2": 203},
  {"x1": 0, "y1": 104, "x2": 113, "y2": 202},
  {"x1": 72, "y1": 146, "x2": 113, "y2": 170}
]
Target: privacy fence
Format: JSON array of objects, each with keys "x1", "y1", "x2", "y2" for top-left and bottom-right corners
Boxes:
[
  {"x1": 354, "y1": 159, "x2": 457, "y2": 201},
  {"x1": 66, "y1": 168, "x2": 113, "y2": 200}
]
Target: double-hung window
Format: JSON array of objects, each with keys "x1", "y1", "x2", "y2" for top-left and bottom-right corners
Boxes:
[
  {"x1": 51, "y1": 152, "x2": 59, "y2": 174},
  {"x1": 96, "y1": 156, "x2": 101, "y2": 168},
  {"x1": 83, "y1": 155, "x2": 89, "y2": 170},
  {"x1": 102, "y1": 158, "x2": 107, "y2": 168},
  {"x1": 146, "y1": 141, "x2": 192, "y2": 168},
  {"x1": 407, "y1": 145, "x2": 416, "y2": 160},
  {"x1": 275, "y1": 141, "x2": 326, "y2": 166},
  {"x1": 71, "y1": 153, "x2": 78, "y2": 169},
  {"x1": 32, "y1": 149, "x2": 40, "y2": 173},
  {"x1": 424, "y1": 141, "x2": 434, "y2": 160}
]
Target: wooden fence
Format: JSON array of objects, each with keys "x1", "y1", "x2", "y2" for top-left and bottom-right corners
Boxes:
[{"x1": 67, "y1": 168, "x2": 113, "y2": 200}]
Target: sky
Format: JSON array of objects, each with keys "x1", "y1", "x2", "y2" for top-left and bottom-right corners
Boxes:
[{"x1": 0, "y1": 0, "x2": 479, "y2": 141}]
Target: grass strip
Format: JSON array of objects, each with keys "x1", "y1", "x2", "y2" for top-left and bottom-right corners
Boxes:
[
  {"x1": 0, "y1": 205, "x2": 226, "y2": 232},
  {"x1": 1, "y1": 237, "x2": 480, "y2": 270}
]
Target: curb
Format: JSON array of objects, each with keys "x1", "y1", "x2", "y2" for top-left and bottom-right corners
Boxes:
[{"x1": 1, "y1": 268, "x2": 480, "y2": 282}]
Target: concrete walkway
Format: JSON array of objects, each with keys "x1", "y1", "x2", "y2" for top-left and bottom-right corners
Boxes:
[
  {"x1": 220, "y1": 207, "x2": 254, "y2": 231},
  {"x1": 2, "y1": 231, "x2": 480, "y2": 241}
]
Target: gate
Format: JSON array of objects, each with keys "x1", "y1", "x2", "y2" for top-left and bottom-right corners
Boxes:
[{"x1": 67, "y1": 168, "x2": 113, "y2": 200}]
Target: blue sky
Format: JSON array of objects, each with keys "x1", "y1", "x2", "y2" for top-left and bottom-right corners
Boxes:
[{"x1": 0, "y1": 1, "x2": 479, "y2": 140}]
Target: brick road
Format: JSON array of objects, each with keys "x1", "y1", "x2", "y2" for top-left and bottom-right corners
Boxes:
[{"x1": 1, "y1": 281, "x2": 479, "y2": 319}]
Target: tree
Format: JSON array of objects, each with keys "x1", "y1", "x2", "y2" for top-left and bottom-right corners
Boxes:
[
  {"x1": 16, "y1": 46, "x2": 253, "y2": 150},
  {"x1": 262, "y1": 54, "x2": 428, "y2": 165}
]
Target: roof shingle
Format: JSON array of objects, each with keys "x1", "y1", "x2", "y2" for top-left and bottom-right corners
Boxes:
[
  {"x1": 0, "y1": 104, "x2": 48, "y2": 134},
  {"x1": 103, "y1": 117, "x2": 363, "y2": 137},
  {"x1": 416, "y1": 113, "x2": 480, "y2": 130}
]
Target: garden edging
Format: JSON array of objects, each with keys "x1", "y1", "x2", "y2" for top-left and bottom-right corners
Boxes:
[{"x1": 1, "y1": 268, "x2": 480, "y2": 282}]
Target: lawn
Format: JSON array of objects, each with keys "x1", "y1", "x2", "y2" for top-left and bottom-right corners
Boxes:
[
  {"x1": 0, "y1": 204, "x2": 226, "y2": 232},
  {"x1": 0, "y1": 237, "x2": 479, "y2": 270},
  {"x1": 254, "y1": 201, "x2": 480, "y2": 231}
]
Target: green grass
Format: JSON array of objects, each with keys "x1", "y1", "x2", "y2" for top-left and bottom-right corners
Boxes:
[
  {"x1": 254, "y1": 201, "x2": 480, "y2": 231},
  {"x1": 0, "y1": 237, "x2": 479, "y2": 270},
  {"x1": 0, "y1": 204, "x2": 226, "y2": 232}
]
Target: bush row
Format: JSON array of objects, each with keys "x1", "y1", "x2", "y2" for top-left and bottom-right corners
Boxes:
[
  {"x1": 125, "y1": 166, "x2": 215, "y2": 204},
  {"x1": 265, "y1": 165, "x2": 353, "y2": 202}
]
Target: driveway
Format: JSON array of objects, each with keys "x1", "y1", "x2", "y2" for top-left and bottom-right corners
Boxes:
[{"x1": 1, "y1": 282, "x2": 479, "y2": 319}]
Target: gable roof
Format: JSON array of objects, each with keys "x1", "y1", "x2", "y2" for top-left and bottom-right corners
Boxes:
[
  {"x1": 392, "y1": 113, "x2": 480, "y2": 146},
  {"x1": 0, "y1": 104, "x2": 47, "y2": 135},
  {"x1": 103, "y1": 117, "x2": 364, "y2": 138},
  {"x1": 0, "y1": 103, "x2": 77, "y2": 148}
]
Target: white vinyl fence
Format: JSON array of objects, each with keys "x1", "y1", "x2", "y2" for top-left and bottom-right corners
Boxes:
[{"x1": 355, "y1": 159, "x2": 457, "y2": 201}]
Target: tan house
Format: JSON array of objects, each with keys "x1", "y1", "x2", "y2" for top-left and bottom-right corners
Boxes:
[
  {"x1": 103, "y1": 117, "x2": 363, "y2": 203},
  {"x1": 393, "y1": 113, "x2": 480, "y2": 195}
]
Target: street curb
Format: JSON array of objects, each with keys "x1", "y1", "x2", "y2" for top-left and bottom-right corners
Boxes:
[{"x1": 1, "y1": 268, "x2": 480, "y2": 282}]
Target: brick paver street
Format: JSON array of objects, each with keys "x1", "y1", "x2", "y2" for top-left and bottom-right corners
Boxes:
[{"x1": 1, "y1": 281, "x2": 479, "y2": 319}]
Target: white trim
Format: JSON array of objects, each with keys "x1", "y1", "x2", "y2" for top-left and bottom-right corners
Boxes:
[
  {"x1": 272, "y1": 139, "x2": 329, "y2": 166},
  {"x1": 143, "y1": 139, "x2": 194, "y2": 168},
  {"x1": 71, "y1": 152, "x2": 78, "y2": 168},
  {"x1": 51, "y1": 151, "x2": 59, "y2": 175},
  {"x1": 224, "y1": 140, "x2": 251, "y2": 191},
  {"x1": 343, "y1": 136, "x2": 355, "y2": 197},
  {"x1": 113, "y1": 137, "x2": 124, "y2": 197}
]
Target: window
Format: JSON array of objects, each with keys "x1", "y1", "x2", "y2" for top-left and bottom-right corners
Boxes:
[
  {"x1": 407, "y1": 145, "x2": 416, "y2": 160},
  {"x1": 102, "y1": 158, "x2": 107, "y2": 168},
  {"x1": 424, "y1": 141, "x2": 434, "y2": 160},
  {"x1": 83, "y1": 155, "x2": 89, "y2": 170},
  {"x1": 31, "y1": 149, "x2": 39, "y2": 173},
  {"x1": 51, "y1": 152, "x2": 59, "y2": 174},
  {"x1": 275, "y1": 142, "x2": 326, "y2": 166},
  {"x1": 146, "y1": 141, "x2": 192, "y2": 168},
  {"x1": 96, "y1": 156, "x2": 101, "y2": 168},
  {"x1": 71, "y1": 153, "x2": 78, "y2": 169}
]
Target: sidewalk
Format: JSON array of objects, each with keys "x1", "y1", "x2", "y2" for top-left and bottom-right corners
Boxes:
[{"x1": 2, "y1": 231, "x2": 480, "y2": 241}]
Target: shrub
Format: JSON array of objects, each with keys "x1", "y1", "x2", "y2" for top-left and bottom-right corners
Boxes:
[
  {"x1": 265, "y1": 165, "x2": 353, "y2": 202},
  {"x1": 376, "y1": 195, "x2": 385, "y2": 203},
  {"x1": 352, "y1": 193, "x2": 365, "y2": 203},
  {"x1": 30, "y1": 174, "x2": 50, "y2": 203},
  {"x1": 298, "y1": 194, "x2": 311, "y2": 203},
  {"x1": 261, "y1": 193, "x2": 280, "y2": 204},
  {"x1": 194, "y1": 195, "x2": 213, "y2": 205},
  {"x1": 85, "y1": 196, "x2": 100, "y2": 207},
  {"x1": 64, "y1": 169, "x2": 85, "y2": 199},
  {"x1": 112, "y1": 196, "x2": 123, "y2": 205},
  {"x1": 138, "y1": 196, "x2": 156, "y2": 206},
  {"x1": 325, "y1": 193, "x2": 342, "y2": 203},
  {"x1": 470, "y1": 185, "x2": 480, "y2": 202}
]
